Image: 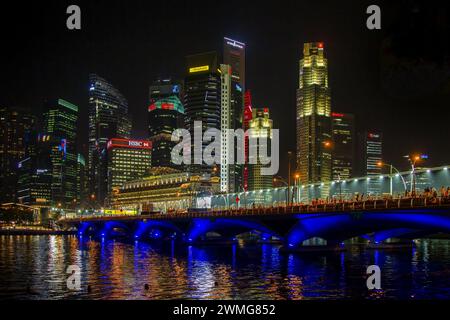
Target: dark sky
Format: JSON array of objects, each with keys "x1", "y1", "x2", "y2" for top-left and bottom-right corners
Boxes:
[{"x1": 1, "y1": 0, "x2": 449, "y2": 176}]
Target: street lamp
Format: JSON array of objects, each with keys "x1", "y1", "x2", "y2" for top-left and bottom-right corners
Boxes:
[
  {"x1": 404, "y1": 154, "x2": 428, "y2": 195},
  {"x1": 294, "y1": 173, "x2": 300, "y2": 203},
  {"x1": 377, "y1": 161, "x2": 407, "y2": 195}
]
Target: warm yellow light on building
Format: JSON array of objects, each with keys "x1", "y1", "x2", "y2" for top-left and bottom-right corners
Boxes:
[{"x1": 189, "y1": 65, "x2": 210, "y2": 73}]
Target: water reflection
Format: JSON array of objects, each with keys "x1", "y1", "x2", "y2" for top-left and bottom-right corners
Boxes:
[{"x1": 0, "y1": 235, "x2": 449, "y2": 300}]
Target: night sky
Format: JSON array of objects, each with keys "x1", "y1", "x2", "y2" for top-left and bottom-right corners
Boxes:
[{"x1": 1, "y1": 0, "x2": 449, "y2": 176}]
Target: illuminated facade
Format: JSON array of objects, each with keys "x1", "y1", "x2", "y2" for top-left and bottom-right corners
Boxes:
[
  {"x1": 220, "y1": 64, "x2": 232, "y2": 192},
  {"x1": 223, "y1": 37, "x2": 246, "y2": 192},
  {"x1": 88, "y1": 74, "x2": 131, "y2": 205},
  {"x1": 296, "y1": 42, "x2": 332, "y2": 197},
  {"x1": 43, "y1": 99, "x2": 79, "y2": 207},
  {"x1": 332, "y1": 112, "x2": 355, "y2": 181},
  {"x1": 148, "y1": 78, "x2": 184, "y2": 168},
  {"x1": 112, "y1": 168, "x2": 220, "y2": 213},
  {"x1": 184, "y1": 52, "x2": 221, "y2": 175},
  {"x1": 248, "y1": 108, "x2": 273, "y2": 193},
  {"x1": 106, "y1": 138, "x2": 152, "y2": 202},
  {"x1": 358, "y1": 131, "x2": 383, "y2": 194},
  {"x1": 242, "y1": 90, "x2": 253, "y2": 191},
  {"x1": 0, "y1": 107, "x2": 36, "y2": 203}
]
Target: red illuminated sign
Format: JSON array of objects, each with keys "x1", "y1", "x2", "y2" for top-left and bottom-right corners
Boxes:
[
  {"x1": 107, "y1": 139, "x2": 152, "y2": 150},
  {"x1": 161, "y1": 103, "x2": 174, "y2": 110},
  {"x1": 148, "y1": 104, "x2": 156, "y2": 111},
  {"x1": 332, "y1": 112, "x2": 344, "y2": 118}
]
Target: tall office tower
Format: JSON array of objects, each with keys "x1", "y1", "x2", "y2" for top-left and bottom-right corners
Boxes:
[
  {"x1": 148, "y1": 78, "x2": 184, "y2": 168},
  {"x1": 248, "y1": 108, "x2": 273, "y2": 193},
  {"x1": 242, "y1": 90, "x2": 253, "y2": 191},
  {"x1": 43, "y1": 99, "x2": 79, "y2": 207},
  {"x1": 296, "y1": 42, "x2": 332, "y2": 198},
  {"x1": 17, "y1": 134, "x2": 53, "y2": 208},
  {"x1": 331, "y1": 112, "x2": 355, "y2": 181},
  {"x1": 223, "y1": 37, "x2": 246, "y2": 192},
  {"x1": 184, "y1": 51, "x2": 221, "y2": 175},
  {"x1": 220, "y1": 64, "x2": 232, "y2": 192},
  {"x1": 0, "y1": 107, "x2": 36, "y2": 203},
  {"x1": 106, "y1": 138, "x2": 152, "y2": 202},
  {"x1": 88, "y1": 74, "x2": 131, "y2": 205},
  {"x1": 358, "y1": 131, "x2": 383, "y2": 194}
]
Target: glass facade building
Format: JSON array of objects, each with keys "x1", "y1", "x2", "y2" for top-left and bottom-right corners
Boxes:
[
  {"x1": 358, "y1": 131, "x2": 383, "y2": 194},
  {"x1": 223, "y1": 37, "x2": 246, "y2": 192},
  {"x1": 184, "y1": 52, "x2": 221, "y2": 175},
  {"x1": 148, "y1": 79, "x2": 184, "y2": 169},
  {"x1": 0, "y1": 107, "x2": 36, "y2": 203},
  {"x1": 332, "y1": 112, "x2": 355, "y2": 181},
  {"x1": 43, "y1": 99, "x2": 79, "y2": 207},
  {"x1": 88, "y1": 74, "x2": 131, "y2": 205},
  {"x1": 296, "y1": 42, "x2": 332, "y2": 198}
]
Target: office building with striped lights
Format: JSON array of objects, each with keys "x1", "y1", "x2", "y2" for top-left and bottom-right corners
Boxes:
[{"x1": 107, "y1": 138, "x2": 152, "y2": 203}]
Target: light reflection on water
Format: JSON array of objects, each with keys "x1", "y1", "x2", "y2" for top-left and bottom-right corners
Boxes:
[{"x1": 0, "y1": 235, "x2": 449, "y2": 300}]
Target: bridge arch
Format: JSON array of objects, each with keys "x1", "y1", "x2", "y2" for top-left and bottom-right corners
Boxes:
[
  {"x1": 185, "y1": 218, "x2": 280, "y2": 243},
  {"x1": 134, "y1": 220, "x2": 182, "y2": 239},
  {"x1": 286, "y1": 210, "x2": 450, "y2": 248}
]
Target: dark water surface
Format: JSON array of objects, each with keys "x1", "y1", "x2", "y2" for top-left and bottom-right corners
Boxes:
[{"x1": 0, "y1": 235, "x2": 449, "y2": 300}]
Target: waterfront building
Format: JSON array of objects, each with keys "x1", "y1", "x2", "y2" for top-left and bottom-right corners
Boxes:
[
  {"x1": 43, "y1": 99, "x2": 79, "y2": 207},
  {"x1": 332, "y1": 112, "x2": 355, "y2": 181},
  {"x1": 184, "y1": 51, "x2": 221, "y2": 175},
  {"x1": 242, "y1": 90, "x2": 253, "y2": 191},
  {"x1": 88, "y1": 74, "x2": 131, "y2": 205},
  {"x1": 106, "y1": 138, "x2": 152, "y2": 202},
  {"x1": 358, "y1": 131, "x2": 383, "y2": 194},
  {"x1": 111, "y1": 167, "x2": 220, "y2": 213},
  {"x1": 296, "y1": 42, "x2": 332, "y2": 198},
  {"x1": 0, "y1": 107, "x2": 36, "y2": 203},
  {"x1": 248, "y1": 108, "x2": 273, "y2": 194},
  {"x1": 16, "y1": 134, "x2": 53, "y2": 208},
  {"x1": 148, "y1": 78, "x2": 184, "y2": 169},
  {"x1": 220, "y1": 64, "x2": 232, "y2": 193},
  {"x1": 223, "y1": 37, "x2": 246, "y2": 192}
]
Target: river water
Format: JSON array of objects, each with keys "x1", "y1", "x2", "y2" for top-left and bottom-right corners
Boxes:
[{"x1": 0, "y1": 235, "x2": 449, "y2": 300}]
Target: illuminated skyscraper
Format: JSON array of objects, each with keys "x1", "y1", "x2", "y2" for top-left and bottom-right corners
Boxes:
[
  {"x1": 106, "y1": 138, "x2": 152, "y2": 202},
  {"x1": 43, "y1": 99, "x2": 79, "y2": 207},
  {"x1": 148, "y1": 78, "x2": 184, "y2": 168},
  {"x1": 332, "y1": 112, "x2": 355, "y2": 181},
  {"x1": 358, "y1": 131, "x2": 383, "y2": 194},
  {"x1": 242, "y1": 90, "x2": 253, "y2": 191},
  {"x1": 0, "y1": 107, "x2": 36, "y2": 203},
  {"x1": 296, "y1": 42, "x2": 332, "y2": 197},
  {"x1": 220, "y1": 64, "x2": 232, "y2": 192},
  {"x1": 248, "y1": 108, "x2": 273, "y2": 193},
  {"x1": 88, "y1": 74, "x2": 131, "y2": 205},
  {"x1": 223, "y1": 37, "x2": 246, "y2": 192},
  {"x1": 184, "y1": 52, "x2": 221, "y2": 175}
]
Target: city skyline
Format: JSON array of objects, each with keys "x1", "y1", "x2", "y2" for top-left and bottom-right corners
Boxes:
[{"x1": 1, "y1": 1, "x2": 449, "y2": 175}]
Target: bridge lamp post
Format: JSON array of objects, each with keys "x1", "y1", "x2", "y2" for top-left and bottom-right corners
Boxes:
[
  {"x1": 404, "y1": 154, "x2": 428, "y2": 195},
  {"x1": 377, "y1": 161, "x2": 407, "y2": 195},
  {"x1": 294, "y1": 173, "x2": 300, "y2": 204}
]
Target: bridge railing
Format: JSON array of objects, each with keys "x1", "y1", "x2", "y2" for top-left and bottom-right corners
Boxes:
[{"x1": 60, "y1": 196, "x2": 450, "y2": 223}]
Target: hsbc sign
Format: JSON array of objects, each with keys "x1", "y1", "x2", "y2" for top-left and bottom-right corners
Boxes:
[
  {"x1": 108, "y1": 139, "x2": 152, "y2": 149},
  {"x1": 129, "y1": 141, "x2": 149, "y2": 147}
]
